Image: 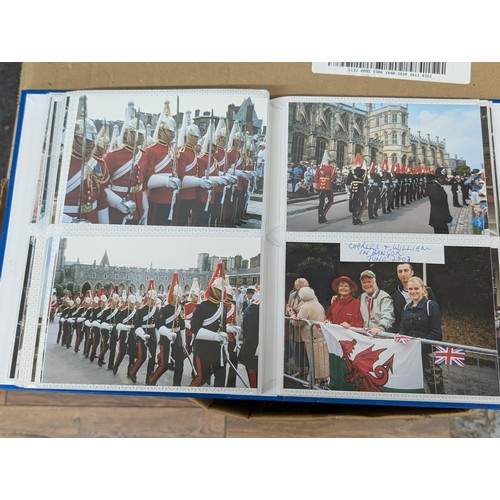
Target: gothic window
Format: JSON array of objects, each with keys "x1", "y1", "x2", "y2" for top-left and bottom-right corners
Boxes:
[
  {"x1": 392, "y1": 113, "x2": 397, "y2": 123},
  {"x1": 337, "y1": 142, "x2": 346, "y2": 166},
  {"x1": 384, "y1": 133, "x2": 388, "y2": 145},
  {"x1": 402, "y1": 133, "x2": 406, "y2": 146},
  {"x1": 291, "y1": 134, "x2": 305, "y2": 164},
  {"x1": 376, "y1": 116, "x2": 380, "y2": 127},
  {"x1": 315, "y1": 138, "x2": 327, "y2": 164},
  {"x1": 392, "y1": 133, "x2": 398, "y2": 145}
]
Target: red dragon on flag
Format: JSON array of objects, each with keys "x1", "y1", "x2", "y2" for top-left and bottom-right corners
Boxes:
[{"x1": 340, "y1": 338, "x2": 395, "y2": 392}]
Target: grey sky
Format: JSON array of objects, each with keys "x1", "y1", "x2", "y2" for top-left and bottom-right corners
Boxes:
[
  {"x1": 80, "y1": 89, "x2": 269, "y2": 129},
  {"x1": 63, "y1": 235, "x2": 262, "y2": 269}
]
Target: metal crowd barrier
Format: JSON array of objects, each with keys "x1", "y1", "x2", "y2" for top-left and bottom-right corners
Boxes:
[{"x1": 284, "y1": 317, "x2": 500, "y2": 395}]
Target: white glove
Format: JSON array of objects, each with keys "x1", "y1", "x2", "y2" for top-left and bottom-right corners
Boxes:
[
  {"x1": 217, "y1": 174, "x2": 229, "y2": 186},
  {"x1": 184, "y1": 320, "x2": 191, "y2": 330},
  {"x1": 218, "y1": 332, "x2": 228, "y2": 343},
  {"x1": 116, "y1": 324, "x2": 132, "y2": 332},
  {"x1": 196, "y1": 328, "x2": 227, "y2": 343},
  {"x1": 67, "y1": 318, "x2": 75, "y2": 324},
  {"x1": 241, "y1": 171, "x2": 251, "y2": 180},
  {"x1": 60, "y1": 317, "x2": 66, "y2": 323},
  {"x1": 100, "y1": 322, "x2": 111, "y2": 331},
  {"x1": 226, "y1": 325, "x2": 241, "y2": 334},
  {"x1": 105, "y1": 188, "x2": 131, "y2": 214},
  {"x1": 159, "y1": 326, "x2": 176, "y2": 341},
  {"x1": 84, "y1": 320, "x2": 92, "y2": 328},
  {"x1": 135, "y1": 327, "x2": 150, "y2": 342},
  {"x1": 199, "y1": 178, "x2": 213, "y2": 190},
  {"x1": 91, "y1": 320, "x2": 101, "y2": 328},
  {"x1": 77, "y1": 317, "x2": 85, "y2": 323},
  {"x1": 167, "y1": 177, "x2": 181, "y2": 190},
  {"x1": 227, "y1": 174, "x2": 238, "y2": 185}
]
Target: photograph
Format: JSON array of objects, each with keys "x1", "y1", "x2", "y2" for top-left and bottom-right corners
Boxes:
[
  {"x1": 286, "y1": 100, "x2": 492, "y2": 236},
  {"x1": 38, "y1": 234, "x2": 261, "y2": 390},
  {"x1": 59, "y1": 90, "x2": 268, "y2": 229},
  {"x1": 284, "y1": 241, "x2": 499, "y2": 397}
]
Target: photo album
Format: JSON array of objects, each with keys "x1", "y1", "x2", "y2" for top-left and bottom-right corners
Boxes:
[{"x1": 1, "y1": 88, "x2": 500, "y2": 410}]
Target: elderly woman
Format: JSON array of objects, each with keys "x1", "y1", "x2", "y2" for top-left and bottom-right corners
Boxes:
[
  {"x1": 292, "y1": 286, "x2": 329, "y2": 386},
  {"x1": 325, "y1": 275, "x2": 363, "y2": 328},
  {"x1": 285, "y1": 278, "x2": 310, "y2": 376},
  {"x1": 399, "y1": 276, "x2": 445, "y2": 394}
]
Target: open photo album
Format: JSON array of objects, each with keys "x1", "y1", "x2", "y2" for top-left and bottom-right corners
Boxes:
[{"x1": 1, "y1": 88, "x2": 500, "y2": 409}]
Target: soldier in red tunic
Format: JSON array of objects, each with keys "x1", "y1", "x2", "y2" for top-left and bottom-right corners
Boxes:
[
  {"x1": 195, "y1": 121, "x2": 231, "y2": 226},
  {"x1": 314, "y1": 150, "x2": 336, "y2": 224},
  {"x1": 232, "y1": 132, "x2": 255, "y2": 226},
  {"x1": 222, "y1": 122, "x2": 244, "y2": 226},
  {"x1": 190, "y1": 262, "x2": 228, "y2": 387},
  {"x1": 147, "y1": 273, "x2": 186, "y2": 386},
  {"x1": 176, "y1": 122, "x2": 213, "y2": 226},
  {"x1": 144, "y1": 102, "x2": 181, "y2": 225},
  {"x1": 183, "y1": 278, "x2": 200, "y2": 356},
  {"x1": 63, "y1": 119, "x2": 110, "y2": 224},
  {"x1": 224, "y1": 281, "x2": 241, "y2": 387},
  {"x1": 103, "y1": 113, "x2": 148, "y2": 225},
  {"x1": 211, "y1": 119, "x2": 235, "y2": 227}
]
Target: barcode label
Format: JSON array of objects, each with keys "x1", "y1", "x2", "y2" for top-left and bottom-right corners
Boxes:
[{"x1": 312, "y1": 62, "x2": 471, "y2": 84}]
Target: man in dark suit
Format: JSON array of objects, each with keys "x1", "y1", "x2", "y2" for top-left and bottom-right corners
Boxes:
[{"x1": 427, "y1": 168, "x2": 453, "y2": 234}]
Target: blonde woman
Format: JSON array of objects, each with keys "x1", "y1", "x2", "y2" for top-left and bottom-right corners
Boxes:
[{"x1": 399, "y1": 277, "x2": 444, "y2": 394}]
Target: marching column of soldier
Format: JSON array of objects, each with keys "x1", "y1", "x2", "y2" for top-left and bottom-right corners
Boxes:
[
  {"x1": 63, "y1": 97, "x2": 262, "y2": 228},
  {"x1": 54, "y1": 263, "x2": 259, "y2": 388},
  {"x1": 312, "y1": 151, "x2": 434, "y2": 227}
]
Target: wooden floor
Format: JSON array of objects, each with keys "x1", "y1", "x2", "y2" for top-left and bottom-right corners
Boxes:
[{"x1": 1, "y1": 388, "x2": 496, "y2": 437}]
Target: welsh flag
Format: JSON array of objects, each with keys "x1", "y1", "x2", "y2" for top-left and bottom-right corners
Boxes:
[{"x1": 321, "y1": 324, "x2": 424, "y2": 393}]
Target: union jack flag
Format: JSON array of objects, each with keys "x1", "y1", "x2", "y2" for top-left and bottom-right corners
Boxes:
[
  {"x1": 394, "y1": 334, "x2": 415, "y2": 344},
  {"x1": 434, "y1": 346, "x2": 466, "y2": 367}
]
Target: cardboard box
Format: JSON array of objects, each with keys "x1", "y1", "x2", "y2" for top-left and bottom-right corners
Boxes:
[{"x1": 16, "y1": 62, "x2": 495, "y2": 426}]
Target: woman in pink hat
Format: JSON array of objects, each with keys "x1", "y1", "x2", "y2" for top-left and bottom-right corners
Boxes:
[{"x1": 325, "y1": 276, "x2": 363, "y2": 328}]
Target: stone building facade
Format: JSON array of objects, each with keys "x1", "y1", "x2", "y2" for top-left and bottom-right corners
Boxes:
[
  {"x1": 289, "y1": 102, "x2": 450, "y2": 170},
  {"x1": 54, "y1": 239, "x2": 260, "y2": 297}
]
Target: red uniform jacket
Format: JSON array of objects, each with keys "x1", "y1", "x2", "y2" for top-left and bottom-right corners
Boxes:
[
  {"x1": 104, "y1": 145, "x2": 147, "y2": 223},
  {"x1": 213, "y1": 147, "x2": 228, "y2": 194},
  {"x1": 177, "y1": 144, "x2": 198, "y2": 201},
  {"x1": 64, "y1": 153, "x2": 107, "y2": 223},
  {"x1": 314, "y1": 164, "x2": 336, "y2": 191},
  {"x1": 144, "y1": 141, "x2": 175, "y2": 204}
]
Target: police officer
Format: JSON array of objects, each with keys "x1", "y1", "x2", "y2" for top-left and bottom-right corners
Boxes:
[{"x1": 427, "y1": 167, "x2": 453, "y2": 234}]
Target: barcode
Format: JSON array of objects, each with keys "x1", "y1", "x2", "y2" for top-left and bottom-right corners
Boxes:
[{"x1": 327, "y1": 62, "x2": 447, "y2": 75}]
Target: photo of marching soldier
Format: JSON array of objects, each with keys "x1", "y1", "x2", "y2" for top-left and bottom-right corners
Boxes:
[
  {"x1": 61, "y1": 91, "x2": 267, "y2": 228},
  {"x1": 287, "y1": 101, "x2": 493, "y2": 235},
  {"x1": 284, "y1": 241, "x2": 500, "y2": 398},
  {"x1": 40, "y1": 235, "x2": 261, "y2": 390}
]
